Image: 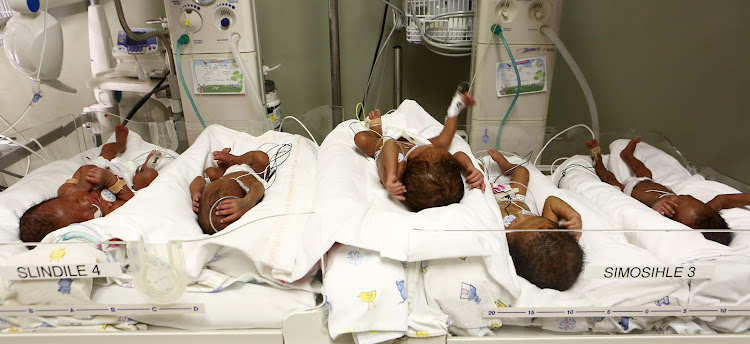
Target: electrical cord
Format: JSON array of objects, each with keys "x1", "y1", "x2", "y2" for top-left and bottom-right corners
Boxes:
[
  {"x1": 122, "y1": 76, "x2": 168, "y2": 126},
  {"x1": 360, "y1": 0, "x2": 389, "y2": 117}
]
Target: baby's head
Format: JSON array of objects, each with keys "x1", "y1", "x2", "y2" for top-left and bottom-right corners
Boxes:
[
  {"x1": 506, "y1": 217, "x2": 584, "y2": 291},
  {"x1": 19, "y1": 192, "x2": 99, "y2": 242},
  {"x1": 197, "y1": 178, "x2": 244, "y2": 234},
  {"x1": 672, "y1": 195, "x2": 731, "y2": 245},
  {"x1": 402, "y1": 147, "x2": 464, "y2": 211}
]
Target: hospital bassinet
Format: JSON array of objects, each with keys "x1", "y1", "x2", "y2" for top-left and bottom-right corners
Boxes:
[{"x1": 1, "y1": 111, "x2": 749, "y2": 343}]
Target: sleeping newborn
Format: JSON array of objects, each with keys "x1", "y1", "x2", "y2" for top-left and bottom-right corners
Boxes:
[
  {"x1": 587, "y1": 138, "x2": 742, "y2": 245},
  {"x1": 190, "y1": 148, "x2": 270, "y2": 234},
  {"x1": 19, "y1": 125, "x2": 160, "y2": 242},
  {"x1": 489, "y1": 149, "x2": 584, "y2": 291},
  {"x1": 353, "y1": 101, "x2": 485, "y2": 211}
]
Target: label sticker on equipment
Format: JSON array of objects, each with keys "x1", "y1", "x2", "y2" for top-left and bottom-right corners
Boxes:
[
  {"x1": 193, "y1": 58, "x2": 246, "y2": 94},
  {"x1": 584, "y1": 266, "x2": 714, "y2": 280},
  {"x1": 0, "y1": 304, "x2": 205, "y2": 316},
  {"x1": 0, "y1": 263, "x2": 121, "y2": 280},
  {"x1": 496, "y1": 56, "x2": 547, "y2": 97}
]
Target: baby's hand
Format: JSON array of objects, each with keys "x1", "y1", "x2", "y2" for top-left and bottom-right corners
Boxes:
[
  {"x1": 465, "y1": 167, "x2": 485, "y2": 192},
  {"x1": 652, "y1": 198, "x2": 678, "y2": 217},
  {"x1": 385, "y1": 174, "x2": 406, "y2": 201},
  {"x1": 85, "y1": 167, "x2": 115, "y2": 187},
  {"x1": 561, "y1": 214, "x2": 582, "y2": 230},
  {"x1": 191, "y1": 192, "x2": 201, "y2": 213},
  {"x1": 214, "y1": 198, "x2": 252, "y2": 224}
]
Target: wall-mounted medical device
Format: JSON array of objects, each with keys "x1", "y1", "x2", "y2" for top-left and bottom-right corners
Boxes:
[
  {"x1": 113, "y1": 29, "x2": 168, "y2": 78},
  {"x1": 468, "y1": 0, "x2": 563, "y2": 159},
  {"x1": 163, "y1": 0, "x2": 267, "y2": 142}
]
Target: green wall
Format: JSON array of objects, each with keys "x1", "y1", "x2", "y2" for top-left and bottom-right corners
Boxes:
[
  {"x1": 547, "y1": 0, "x2": 750, "y2": 183},
  {"x1": 257, "y1": 0, "x2": 748, "y2": 183}
]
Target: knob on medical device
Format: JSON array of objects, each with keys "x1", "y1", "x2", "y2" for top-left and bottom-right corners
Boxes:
[{"x1": 127, "y1": 240, "x2": 187, "y2": 304}]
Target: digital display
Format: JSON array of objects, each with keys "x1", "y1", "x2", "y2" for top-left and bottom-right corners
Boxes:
[{"x1": 126, "y1": 33, "x2": 148, "y2": 46}]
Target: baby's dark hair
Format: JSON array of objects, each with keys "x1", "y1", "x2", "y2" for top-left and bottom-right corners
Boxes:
[
  {"x1": 691, "y1": 209, "x2": 732, "y2": 246},
  {"x1": 197, "y1": 180, "x2": 243, "y2": 234},
  {"x1": 509, "y1": 229, "x2": 584, "y2": 291},
  {"x1": 401, "y1": 153, "x2": 464, "y2": 211},
  {"x1": 19, "y1": 199, "x2": 62, "y2": 243}
]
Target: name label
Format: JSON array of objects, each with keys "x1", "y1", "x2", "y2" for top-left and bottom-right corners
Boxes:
[
  {"x1": 0, "y1": 263, "x2": 121, "y2": 280},
  {"x1": 585, "y1": 266, "x2": 714, "y2": 280}
]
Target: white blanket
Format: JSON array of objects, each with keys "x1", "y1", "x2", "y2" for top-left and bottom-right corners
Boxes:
[
  {"x1": 554, "y1": 140, "x2": 750, "y2": 332},
  {"x1": 467, "y1": 155, "x2": 689, "y2": 334},
  {"x1": 43, "y1": 125, "x2": 322, "y2": 292},
  {"x1": 317, "y1": 100, "x2": 519, "y2": 340}
]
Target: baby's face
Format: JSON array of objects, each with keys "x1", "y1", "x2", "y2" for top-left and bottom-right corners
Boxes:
[{"x1": 40, "y1": 191, "x2": 101, "y2": 231}]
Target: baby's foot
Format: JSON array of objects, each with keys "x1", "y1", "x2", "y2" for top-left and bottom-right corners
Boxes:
[
  {"x1": 620, "y1": 138, "x2": 641, "y2": 160},
  {"x1": 367, "y1": 109, "x2": 383, "y2": 134},
  {"x1": 585, "y1": 139, "x2": 602, "y2": 165},
  {"x1": 488, "y1": 149, "x2": 512, "y2": 172},
  {"x1": 114, "y1": 124, "x2": 129, "y2": 145},
  {"x1": 213, "y1": 149, "x2": 237, "y2": 165}
]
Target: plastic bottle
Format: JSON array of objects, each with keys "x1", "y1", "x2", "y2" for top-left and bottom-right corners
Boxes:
[{"x1": 264, "y1": 79, "x2": 281, "y2": 130}]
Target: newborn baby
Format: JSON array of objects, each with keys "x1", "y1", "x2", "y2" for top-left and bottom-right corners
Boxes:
[
  {"x1": 19, "y1": 125, "x2": 160, "y2": 242},
  {"x1": 489, "y1": 149, "x2": 584, "y2": 291},
  {"x1": 190, "y1": 148, "x2": 270, "y2": 234},
  {"x1": 587, "y1": 138, "x2": 744, "y2": 245}
]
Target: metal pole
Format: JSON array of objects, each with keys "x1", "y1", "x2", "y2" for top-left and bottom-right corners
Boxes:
[
  {"x1": 393, "y1": 45, "x2": 402, "y2": 107},
  {"x1": 328, "y1": 0, "x2": 342, "y2": 125}
]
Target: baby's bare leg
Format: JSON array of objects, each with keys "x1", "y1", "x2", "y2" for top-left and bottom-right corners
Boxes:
[
  {"x1": 488, "y1": 149, "x2": 529, "y2": 196},
  {"x1": 620, "y1": 138, "x2": 652, "y2": 179},
  {"x1": 586, "y1": 139, "x2": 623, "y2": 191},
  {"x1": 99, "y1": 124, "x2": 128, "y2": 160}
]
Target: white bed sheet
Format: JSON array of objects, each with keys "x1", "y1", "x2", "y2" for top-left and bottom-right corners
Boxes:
[
  {"x1": 553, "y1": 140, "x2": 750, "y2": 332},
  {"x1": 91, "y1": 281, "x2": 316, "y2": 330},
  {"x1": 0, "y1": 130, "x2": 177, "y2": 261}
]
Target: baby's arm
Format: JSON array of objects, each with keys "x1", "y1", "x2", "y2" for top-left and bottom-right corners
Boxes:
[
  {"x1": 214, "y1": 181, "x2": 265, "y2": 225},
  {"x1": 376, "y1": 139, "x2": 406, "y2": 200},
  {"x1": 428, "y1": 93, "x2": 475, "y2": 150},
  {"x1": 707, "y1": 194, "x2": 750, "y2": 211},
  {"x1": 58, "y1": 165, "x2": 96, "y2": 196},
  {"x1": 453, "y1": 151, "x2": 485, "y2": 192},
  {"x1": 190, "y1": 176, "x2": 207, "y2": 213},
  {"x1": 542, "y1": 196, "x2": 582, "y2": 233},
  {"x1": 85, "y1": 167, "x2": 135, "y2": 201}
]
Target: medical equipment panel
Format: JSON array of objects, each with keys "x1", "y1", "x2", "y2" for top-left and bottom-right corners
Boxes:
[
  {"x1": 162, "y1": 0, "x2": 267, "y2": 143},
  {"x1": 468, "y1": 0, "x2": 563, "y2": 159}
]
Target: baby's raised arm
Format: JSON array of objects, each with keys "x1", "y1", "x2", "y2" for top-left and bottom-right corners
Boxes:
[
  {"x1": 85, "y1": 167, "x2": 135, "y2": 201},
  {"x1": 428, "y1": 93, "x2": 475, "y2": 150},
  {"x1": 707, "y1": 193, "x2": 750, "y2": 211},
  {"x1": 542, "y1": 196, "x2": 582, "y2": 234}
]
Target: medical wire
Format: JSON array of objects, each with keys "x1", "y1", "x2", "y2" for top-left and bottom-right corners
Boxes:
[
  {"x1": 209, "y1": 196, "x2": 240, "y2": 233},
  {"x1": 492, "y1": 24, "x2": 521, "y2": 151},
  {"x1": 176, "y1": 35, "x2": 206, "y2": 129},
  {"x1": 555, "y1": 163, "x2": 596, "y2": 188},
  {"x1": 0, "y1": 135, "x2": 51, "y2": 164},
  {"x1": 29, "y1": 138, "x2": 52, "y2": 162},
  {"x1": 533, "y1": 124, "x2": 596, "y2": 166},
  {"x1": 361, "y1": 4, "x2": 403, "y2": 115},
  {"x1": 279, "y1": 116, "x2": 318, "y2": 146},
  {"x1": 229, "y1": 33, "x2": 267, "y2": 122},
  {"x1": 541, "y1": 26, "x2": 599, "y2": 140},
  {"x1": 360, "y1": 0, "x2": 389, "y2": 115},
  {"x1": 122, "y1": 76, "x2": 168, "y2": 125},
  {"x1": 0, "y1": 102, "x2": 34, "y2": 136},
  {"x1": 549, "y1": 156, "x2": 569, "y2": 175},
  {"x1": 34, "y1": 0, "x2": 49, "y2": 87}
]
